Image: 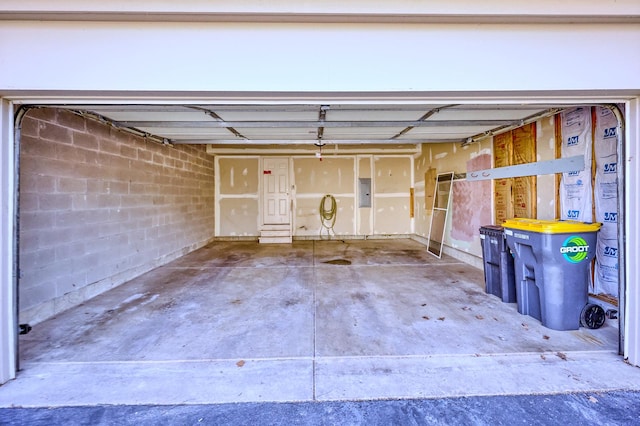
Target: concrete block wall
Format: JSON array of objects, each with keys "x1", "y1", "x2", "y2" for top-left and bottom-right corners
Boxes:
[{"x1": 18, "y1": 108, "x2": 215, "y2": 324}]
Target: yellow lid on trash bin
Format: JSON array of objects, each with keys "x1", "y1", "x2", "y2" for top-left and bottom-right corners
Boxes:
[{"x1": 502, "y1": 218, "x2": 601, "y2": 234}]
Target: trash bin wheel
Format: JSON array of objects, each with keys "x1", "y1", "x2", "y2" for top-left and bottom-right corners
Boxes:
[{"x1": 580, "y1": 304, "x2": 606, "y2": 329}]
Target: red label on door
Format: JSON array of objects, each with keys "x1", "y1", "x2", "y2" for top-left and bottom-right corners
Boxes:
[{"x1": 263, "y1": 170, "x2": 272, "y2": 174}]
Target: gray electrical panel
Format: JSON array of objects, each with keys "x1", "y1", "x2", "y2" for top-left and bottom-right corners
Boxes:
[{"x1": 358, "y1": 178, "x2": 371, "y2": 208}]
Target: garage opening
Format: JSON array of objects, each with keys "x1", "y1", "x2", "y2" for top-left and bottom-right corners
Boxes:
[{"x1": 6, "y1": 102, "x2": 626, "y2": 403}]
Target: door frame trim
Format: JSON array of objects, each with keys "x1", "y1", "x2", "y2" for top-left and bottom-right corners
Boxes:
[{"x1": 260, "y1": 156, "x2": 291, "y2": 227}]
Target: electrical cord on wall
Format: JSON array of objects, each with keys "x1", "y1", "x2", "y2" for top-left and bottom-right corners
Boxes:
[{"x1": 319, "y1": 194, "x2": 337, "y2": 238}]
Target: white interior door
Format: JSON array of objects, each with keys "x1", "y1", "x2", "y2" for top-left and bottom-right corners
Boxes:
[{"x1": 263, "y1": 158, "x2": 290, "y2": 225}]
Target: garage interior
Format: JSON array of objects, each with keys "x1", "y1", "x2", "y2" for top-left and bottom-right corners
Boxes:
[{"x1": 2, "y1": 101, "x2": 636, "y2": 405}]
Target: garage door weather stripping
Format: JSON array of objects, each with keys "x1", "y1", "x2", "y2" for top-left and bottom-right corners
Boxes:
[{"x1": 561, "y1": 236, "x2": 590, "y2": 263}]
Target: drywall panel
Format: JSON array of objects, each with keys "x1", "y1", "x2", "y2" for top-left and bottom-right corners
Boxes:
[
  {"x1": 372, "y1": 156, "x2": 411, "y2": 235},
  {"x1": 422, "y1": 143, "x2": 477, "y2": 173},
  {"x1": 413, "y1": 150, "x2": 431, "y2": 239},
  {"x1": 219, "y1": 198, "x2": 259, "y2": 236},
  {"x1": 374, "y1": 157, "x2": 411, "y2": 193},
  {"x1": 294, "y1": 157, "x2": 354, "y2": 195},
  {"x1": 216, "y1": 156, "x2": 259, "y2": 237},
  {"x1": 358, "y1": 156, "x2": 372, "y2": 178},
  {"x1": 374, "y1": 197, "x2": 411, "y2": 235},
  {"x1": 332, "y1": 196, "x2": 355, "y2": 236},
  {"x1": 295, "y1": 196, "x2": 355, "y2": 236},
  {"x1": 294, "y1": 197, "x2": 320, "y2": 236},
  {"x1": 218, "y1": 157, "x2": 259, "y2": 195}
]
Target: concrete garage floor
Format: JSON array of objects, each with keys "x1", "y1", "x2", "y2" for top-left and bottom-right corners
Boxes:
[{"x1": 2, "y1": 239, "x2": 639, "y2": 407}]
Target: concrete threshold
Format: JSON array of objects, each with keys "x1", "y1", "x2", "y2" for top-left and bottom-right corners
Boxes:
[{"x1": 3, "y1": 351, "x2": 638, "y2": 407}]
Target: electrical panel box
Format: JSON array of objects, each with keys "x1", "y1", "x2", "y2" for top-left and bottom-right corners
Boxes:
[{"x1": 358, "y1": 178, "x2": 371, "y2": 208}]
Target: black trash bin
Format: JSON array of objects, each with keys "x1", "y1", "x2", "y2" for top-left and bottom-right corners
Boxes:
[{"x1": 479, "y1": 225, "x2": 516, "y2": 303}]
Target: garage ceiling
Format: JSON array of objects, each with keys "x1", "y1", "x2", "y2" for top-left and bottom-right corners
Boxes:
[{"x1": 63, "y1": 103, "x2": 564, "y2": 147}]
